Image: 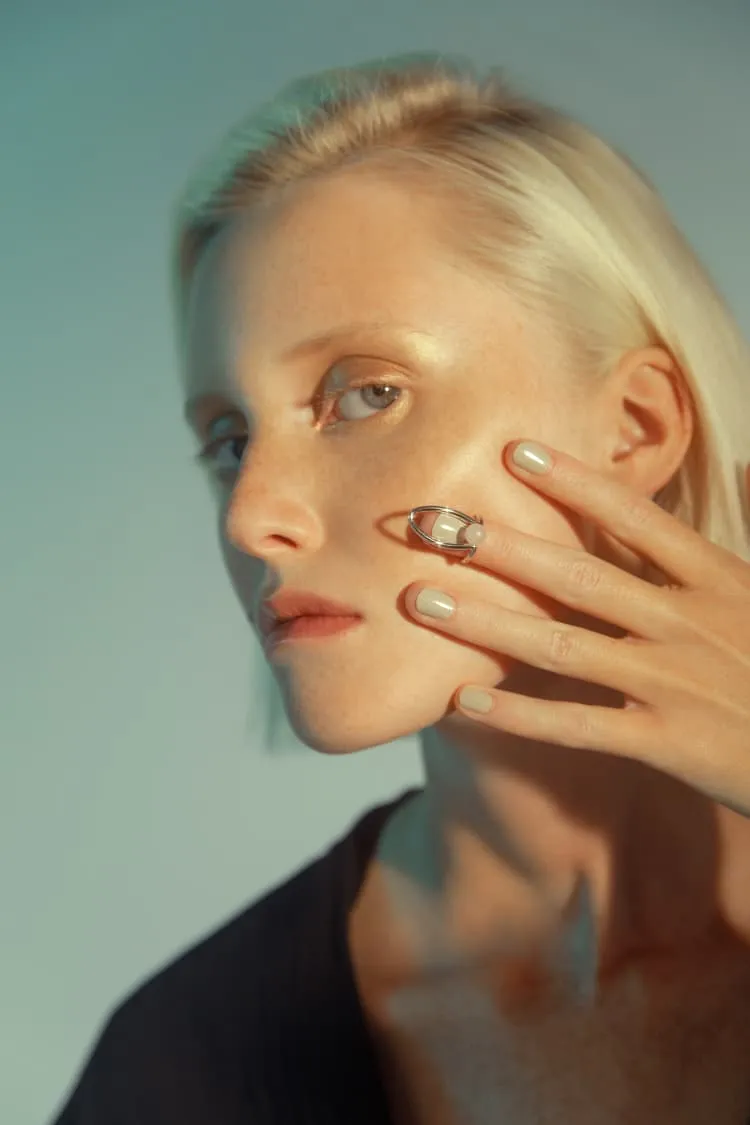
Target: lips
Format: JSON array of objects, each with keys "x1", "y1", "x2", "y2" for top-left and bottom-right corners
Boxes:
[{"x1": 258, "y1": 589, "x2": 363, "y2": 638}]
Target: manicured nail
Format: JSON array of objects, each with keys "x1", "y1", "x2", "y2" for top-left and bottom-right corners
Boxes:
[
  {"x1": 414, "y1": 509, "x2": 468, "y2": 545},
  {"x1": 415, "y1": 588, "x2": 456, "y2": 619},
  {"x1": 458, "y1": 686, "x2": 494, "y2": 713},
  {"x1": 511, "y1": 441, "x2": 552, "y2": 474}
]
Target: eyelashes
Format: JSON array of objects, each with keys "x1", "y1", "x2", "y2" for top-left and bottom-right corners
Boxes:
[
  {"x1": 314, "y1": 377, "x2": 403, "y2": 427},
  {"x1": 193, "y1": 374, "x2": 405, "y2": 476}
]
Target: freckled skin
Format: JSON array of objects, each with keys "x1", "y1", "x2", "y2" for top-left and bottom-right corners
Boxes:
[
  {"x1": 182, "y1": 171, "x2": 608, "y2": 755},
  {"x1": 181, "y1": 172, "x2": 750, "y2": 1121}
]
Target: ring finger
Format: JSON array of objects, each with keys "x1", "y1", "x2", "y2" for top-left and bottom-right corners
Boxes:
[{"x1": 404, "y1": 584, "x2": 654, "y2": 702}]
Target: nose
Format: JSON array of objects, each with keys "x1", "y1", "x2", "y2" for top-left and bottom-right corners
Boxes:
[{"x1": 223, "y1": 448, "x2": 324, "y2": 563}]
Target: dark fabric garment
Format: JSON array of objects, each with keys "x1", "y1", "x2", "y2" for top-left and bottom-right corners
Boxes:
[
  {"x1": 49, "y1": 786, "x2": 421, "y2": 1125},
  {"x1": 46, "y1": 783, "x2": 750, "y2": 1124}
]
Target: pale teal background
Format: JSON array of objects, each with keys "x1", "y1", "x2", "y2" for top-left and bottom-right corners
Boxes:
[{"x1": 1, "y1": 1, "x2": 748, "y2": 1121}]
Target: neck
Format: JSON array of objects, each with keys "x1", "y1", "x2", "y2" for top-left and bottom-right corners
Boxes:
[{"x1": 388, "y1": 685, "x2": 727, "y2": 998}]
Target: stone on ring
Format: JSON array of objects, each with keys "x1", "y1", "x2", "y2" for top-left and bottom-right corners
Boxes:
[{"x1": 407, "y1": 505, "x2": 485, "y2": 563}]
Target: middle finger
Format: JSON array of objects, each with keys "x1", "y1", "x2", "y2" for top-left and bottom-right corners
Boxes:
[{"x1": 410, "y1": 512, "x2": 668, "y2": 640}]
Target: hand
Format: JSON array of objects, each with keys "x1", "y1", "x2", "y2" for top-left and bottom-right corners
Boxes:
[{"x1": 405, "y1": 440, "x2": 750, "y2": 817}]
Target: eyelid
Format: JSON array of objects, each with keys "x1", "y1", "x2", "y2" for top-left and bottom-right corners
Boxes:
[
  {"x1": 195, "y1": 359, "x2": 409, "y2": 465},
  {"x1": 315, "y1": 355, "x2": 406, "y2": 396},
  {"x1": 314, "y1": 369, "x2": 406, "y2": 422}
]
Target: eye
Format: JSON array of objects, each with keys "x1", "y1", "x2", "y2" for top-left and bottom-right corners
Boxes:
[
  {"x1": 191, "y1": 412, "x2": 243, "y2": 476},
  {"x1": 193, "y1": 432, "x2": 247, "y2": 477},
  {"x1": 193, "y1": 371, "x2": 404, "y2": 479},
  {"x1": 321, "y1": 378, "x2": 402, "y2": 426}
]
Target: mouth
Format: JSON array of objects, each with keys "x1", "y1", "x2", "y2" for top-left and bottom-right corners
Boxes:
[
  {"x1": 263, "y1": 613, "x2": 363, "y2": 648},
  {"x1": 258, "y1": 588, "x2": 364, "y2": 643}
]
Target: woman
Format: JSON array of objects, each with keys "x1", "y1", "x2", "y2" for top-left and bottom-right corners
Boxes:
[{"x1": 52, "y1": 52, "x2": 750, "y2": 1124}]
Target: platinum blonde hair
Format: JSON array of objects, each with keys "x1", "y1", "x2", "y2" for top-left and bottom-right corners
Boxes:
[{"x1": 170, "y1": 52, "x2": 750, "y2": 752}]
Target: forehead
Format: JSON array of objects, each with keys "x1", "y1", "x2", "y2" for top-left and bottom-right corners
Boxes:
[
  {"x1": 178, "y1": 171, "x2": 555, "y2": 424},
  {"x1": 181, "y1": 173, "x2": 459, "y2": 360}
]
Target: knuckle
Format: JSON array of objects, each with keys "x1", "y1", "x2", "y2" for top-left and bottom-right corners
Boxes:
[
  {"x1": 547, "y1": 627, "x2": 577, "y2": 666},
  {"x1": 492, "y1": 534, "x2": 516, "y2": 564},
  {"x1": 569, "y1": 702, "x2": 598, "y2": 740},
  {"x1": 566, "y1": 558, "x2": 602, "y2": 599},
  {"x1": 617, "y1": 493, "x2": 653, "y2": 534}
]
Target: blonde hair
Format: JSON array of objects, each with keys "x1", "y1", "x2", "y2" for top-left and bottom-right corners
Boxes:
[{"x1": 170, "y1": 52, "x2": 750, "y2": 750}]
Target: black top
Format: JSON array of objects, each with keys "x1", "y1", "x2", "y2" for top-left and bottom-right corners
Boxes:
[
  {"x1": 49, "y1": 787, "x2": 419, "y2": 1125},
  {"x1": 48, "y1": 784, "x2": 750, "y2": 1123}
]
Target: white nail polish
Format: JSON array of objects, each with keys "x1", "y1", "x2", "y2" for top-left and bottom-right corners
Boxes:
[
  {"x1": 512, "y1": 441, "x2": 552, "y2": 474},
  {"x1": 415, "y1": 588, "x2": 456, "y2": 619},
  {"x1": 431, "y1": 511, "x2": 470, "y2": 545}
]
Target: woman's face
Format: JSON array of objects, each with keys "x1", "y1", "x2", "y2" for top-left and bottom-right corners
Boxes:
[{"x1": 182, "y1": 171, "x2": 598, "y2": 753}]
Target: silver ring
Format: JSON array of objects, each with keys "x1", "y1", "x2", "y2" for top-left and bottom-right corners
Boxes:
[{"x1": 407, "y1": 505, "x2": 485, "y2": 564}]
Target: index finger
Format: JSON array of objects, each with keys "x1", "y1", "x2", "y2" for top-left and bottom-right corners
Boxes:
[{"x1": 506, "y1": 440, "x2": 747, "y2": 588}]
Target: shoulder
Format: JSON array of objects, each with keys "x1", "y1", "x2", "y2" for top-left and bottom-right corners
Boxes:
[
  {"x1": 50, "y1": 788, "x2": 419, "y2": 1124},
  {"x1": 51, "y1": 840, "x2": 338, "y2": 1123}
]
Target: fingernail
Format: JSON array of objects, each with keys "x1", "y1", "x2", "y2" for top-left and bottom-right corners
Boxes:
[
  {"x1": 511, "y1": 441, "x2": 552, "y2": 474},
  {"x1": 415, "y1": 509, "x2": 469, "y2": 546},
  {"x1": 415, "y1": 588, "x2": 456, "y2": 619},
  {"x1": 458, "y1": 686, "x2": 494, "y2": 713}
]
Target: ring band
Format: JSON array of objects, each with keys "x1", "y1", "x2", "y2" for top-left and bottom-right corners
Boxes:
[{"x1": 407, "y1": 505, "x2": 485, "y2": 564}]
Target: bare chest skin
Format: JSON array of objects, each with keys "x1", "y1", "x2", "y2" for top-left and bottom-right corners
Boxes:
[{"x1": 349, "y1": 895, "x2": 750, "y2": 1125}]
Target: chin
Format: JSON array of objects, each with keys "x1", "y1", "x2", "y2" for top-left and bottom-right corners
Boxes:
[
  {"x1": 284, "y1": 705, "x2": 426, "y2": 755},
  {"x1": 274, "y1": 642, "x2": 509, "y2": 756}
]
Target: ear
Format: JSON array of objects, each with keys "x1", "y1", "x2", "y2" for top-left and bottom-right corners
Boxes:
[
  {"x1": 604, "y1": 345, "x2": 694, "y2": 496},
  {"x1": 582, "y1": 346, "x2": 694, "y2": 587}
]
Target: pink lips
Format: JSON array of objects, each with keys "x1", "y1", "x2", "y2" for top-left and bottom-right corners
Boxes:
[
  {"x1": 263, "y1": 614, "x2": 363, "y2": 647},
  {"x1": 258, "y1": 588, "x2": 363, "y2": 641}
]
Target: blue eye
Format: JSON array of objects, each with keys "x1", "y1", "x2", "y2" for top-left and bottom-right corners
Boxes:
[
  {"x1": 194, "y1": 378, "x2": 403, "y2": 476},
  {"x1": 325, "y1": 380, "x2": 402, "y2": 424},
  {"x1": 193, "y1": 433, "x2": 247, "y2": 474},
  {"x1": 193, "y1": 414, "x2": 246, "y2": 475}
]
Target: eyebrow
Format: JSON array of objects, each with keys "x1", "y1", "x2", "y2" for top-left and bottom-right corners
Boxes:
[{"x1": 183, "y1": 320, "x2": 431, "y2": 430}]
